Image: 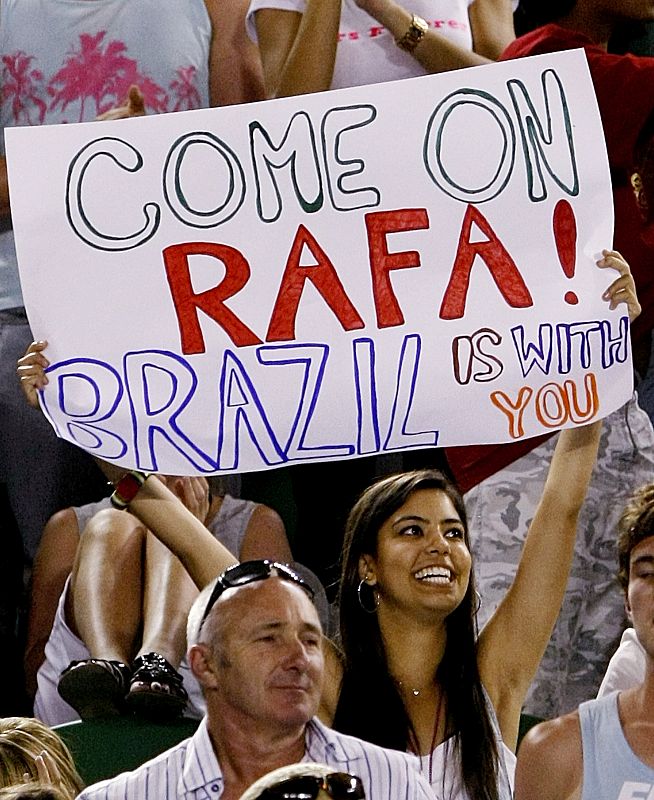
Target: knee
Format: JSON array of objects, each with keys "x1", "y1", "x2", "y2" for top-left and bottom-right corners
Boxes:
[{"x1": 82, "y1": 508, "x2": 147, "y2": 550}]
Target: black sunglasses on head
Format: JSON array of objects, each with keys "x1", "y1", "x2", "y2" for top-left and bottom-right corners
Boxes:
[
  {"x1": 257, "y1": 772, "x2": 365, "y2": 800},
  {"x1": 200, "y1": 560, "x2": 315, "y2": 629}
]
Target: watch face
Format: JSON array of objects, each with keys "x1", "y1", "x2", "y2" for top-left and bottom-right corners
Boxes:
[{"x1": 397, "y1": 14, "x2": 428, "y2": 51}]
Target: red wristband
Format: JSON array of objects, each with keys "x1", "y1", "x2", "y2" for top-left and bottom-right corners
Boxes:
[{"x1": 110, "y1": 471, "x2": 148, "y2": 509}]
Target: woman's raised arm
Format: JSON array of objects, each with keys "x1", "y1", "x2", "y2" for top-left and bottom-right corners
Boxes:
[{"x1": 477, "y1": 250, "x2": 640, "y2": 749}]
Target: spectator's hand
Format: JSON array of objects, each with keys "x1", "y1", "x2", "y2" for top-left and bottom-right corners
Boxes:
[
  {"x1": 96, "y1": 85, "x2": 146, "y2": 121},
  {"x1": 160, "y1": 476, "x2": 211, "y2": 524},
  {"x1": 17, "y1": 340, "x2": 49, "y2": 408},
  {"x1": 598, "y1": 249, "x2": 641, "y2": 322},
  {"x1": 34, "y1": 749, "x2": 62, "y2": 787}
]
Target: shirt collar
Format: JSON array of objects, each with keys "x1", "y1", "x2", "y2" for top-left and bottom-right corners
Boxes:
[
  {"x1": 178, "y1": 717, "x2": 224, "y2": 797},
  {"x1": 177, "y1": 716, "x2": 359, "y2": 797},
  {"x1": 303, "y1": 717, "x2": 362, "y2": 766}
]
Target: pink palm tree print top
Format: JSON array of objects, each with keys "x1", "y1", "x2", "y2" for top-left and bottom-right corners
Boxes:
[{"x1": 2, "y1": 30, "x2": 204, "y2": 124}]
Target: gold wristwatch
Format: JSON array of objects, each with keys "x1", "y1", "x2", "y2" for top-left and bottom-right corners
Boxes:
[{"x1": 396, "y1": 14, "x2": 429, "y2": 53}]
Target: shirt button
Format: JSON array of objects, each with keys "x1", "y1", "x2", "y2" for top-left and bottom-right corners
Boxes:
[{"x1": 210, "y1": 785, "x2": 219, "y2": 793}]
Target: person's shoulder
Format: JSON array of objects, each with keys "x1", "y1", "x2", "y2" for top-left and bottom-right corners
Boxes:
[
  {"x1": 515, "y1": 710, "x2": 583, "y2": 800},
  {"x1": 521, "y1": 709, "x2": 581, "y2": 751}
]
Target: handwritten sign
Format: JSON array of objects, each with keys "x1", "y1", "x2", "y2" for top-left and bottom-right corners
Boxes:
[{"x1": 5, "y1": 49, "x2": 629, "y2": 476}]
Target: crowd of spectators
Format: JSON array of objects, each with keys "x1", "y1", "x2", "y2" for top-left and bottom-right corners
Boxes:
[{"x1": 1, "y1": 1, "x2": 654, "y2": 799}]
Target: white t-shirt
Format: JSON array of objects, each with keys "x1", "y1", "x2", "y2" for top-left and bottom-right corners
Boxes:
[
  {"x1": 247, "y1": 0, "x2": 475, "y2": 89},
  {"x1": 596, "y1": 628, "x2": 647, "y2": 698}
]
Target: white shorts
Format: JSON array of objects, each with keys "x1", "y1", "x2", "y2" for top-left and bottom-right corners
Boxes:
[{"x1": 34, "y1": 577, "x2": 206, "y2": 725}]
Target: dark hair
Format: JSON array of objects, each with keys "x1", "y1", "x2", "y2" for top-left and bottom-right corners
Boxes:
[
  {"x1": 513, "y1": 0, "x2": 576, "y2": 32},
  {"x1": 333, "y1": 470, "x2": 500, "y2": 800},
  {"x1": 617, "y1": 483, "x2": 654, "y2": 590}
]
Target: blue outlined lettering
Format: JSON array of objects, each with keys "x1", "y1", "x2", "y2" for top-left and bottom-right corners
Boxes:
[
  {"x1": 217, "y1": 350, "x2": 286, "y2": 470},
  {"x1": 257, "y1": 343, "x2": 354, "y2": 460},
  {"x1": 511, "y1": 324, "x2": 554, "y2": 378},
  {"x1": 599, "y1": 317, "x2": 630, "y2": 368},
  {"x1": 41, "y1": 358, "x2": 128, "y2": 459},
  {"x1": 512, "y1": 317, "x2": 630, "y2": 378},
  {"x1": 124, "y1": 350, "x2": 217, "y2": 472},
  {"x1": 384, "y1": 334, "x2": 439, "y2": 450},
  {"x1": 353, "y1": 338, "x2": 382, "y2": 455}
]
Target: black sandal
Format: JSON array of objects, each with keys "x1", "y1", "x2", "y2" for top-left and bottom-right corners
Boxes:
[
  {"x1": 57, "y1": 658, "x2": 131, "y2": 719},
  {"x1": 125, "y1": 652, "x2": 188, "y2": 720}
]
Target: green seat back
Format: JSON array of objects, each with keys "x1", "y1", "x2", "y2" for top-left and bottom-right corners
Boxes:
[{"x1": 53, "y1": 717, "x2": 199, "y2": 786}]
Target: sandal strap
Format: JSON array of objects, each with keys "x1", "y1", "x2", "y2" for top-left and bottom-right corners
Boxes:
[
  {"x1": 131, "y1": 652, "x2": 185, "y2": 689},
  {"x1": 63, "y1": 658, "x2": 132, "y2": 689}
]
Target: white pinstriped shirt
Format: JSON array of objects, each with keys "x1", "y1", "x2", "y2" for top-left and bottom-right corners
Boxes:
[{"x1": 76, "y1": 717, "x2": 435, "y2": 800}]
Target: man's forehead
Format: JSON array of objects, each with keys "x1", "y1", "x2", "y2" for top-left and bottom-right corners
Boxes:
[{"x1": 213, "y1": 577, "x2": 321, "y2": 628}]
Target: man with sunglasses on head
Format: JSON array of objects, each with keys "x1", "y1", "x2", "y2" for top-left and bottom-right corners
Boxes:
[{"x1": 76, "y1": 560, "x2": 435, "y2": 800}]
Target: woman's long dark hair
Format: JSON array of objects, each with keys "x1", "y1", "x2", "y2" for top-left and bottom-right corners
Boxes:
[{"x1": 333, "y1": 470, "x2": 500, "y2": 800}]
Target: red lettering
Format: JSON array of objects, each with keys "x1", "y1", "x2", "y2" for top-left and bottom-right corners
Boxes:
[
  {"x1": 266, "y1": 225, "x2": 364, "y2": 342},
  {"x1": 163, "y1": 242, "x2": 261, "y2": 354},
  {"x1": 365, "y1": 209, "x2": 430, "y2": 328},
  {"x1": 439, "y1": 205, "x2": 533, "y2": 320}
]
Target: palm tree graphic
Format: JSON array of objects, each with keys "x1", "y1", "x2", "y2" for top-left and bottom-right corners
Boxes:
[
  {"x1": 1, "y1": 51, "x2": 47, "y2": 124},
  {"x1": 169, "y1": 66, "x2": 202, "y2": 111},
  {"x1": 47, "y1": 31, "x2": 169, "y2": 120}
]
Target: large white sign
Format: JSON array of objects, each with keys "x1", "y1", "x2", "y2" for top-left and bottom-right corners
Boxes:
[{"x1": 6, "y1": 49, "x2": 629, "y2": 475}]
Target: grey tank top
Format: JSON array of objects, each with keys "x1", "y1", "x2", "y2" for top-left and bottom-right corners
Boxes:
[{"x1": 580, "y1": 692, "x2": 654, "y2": 800}]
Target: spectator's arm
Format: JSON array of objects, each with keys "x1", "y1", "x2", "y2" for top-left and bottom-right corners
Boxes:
[
  {"x1": 468, "y1": 0, "x2": 515, "y2": 60},
  {"x1": 478, "y1": 420, "x2": 601, "y2": 749},
  {"x1": 353, "y1": 0, "x2": 490, "y2": 71},
  {"x1": 477, "y1": 250, "x2": 639, "y2": 750},
  {"x1": 254, "y1": 1, "x2": 341, "y2": 98},
  {"x1": 205, "y1": 0, "x2": 266, "y2": 104},
  {"x1": 127, "y1": 476, "x2": 237, "y2": 589},
  {"x1": 0, "y1": 156, "x2": 11, "y2": 222}
]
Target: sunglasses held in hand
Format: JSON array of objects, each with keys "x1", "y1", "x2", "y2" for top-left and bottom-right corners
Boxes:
[{"x1": 256, "y1": 771, "x2": 365, "y2": 800}]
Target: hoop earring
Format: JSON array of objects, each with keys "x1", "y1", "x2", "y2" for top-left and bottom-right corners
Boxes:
[
  {"x1": 474, "y1": 589, "x2": 482, "y2": 613},
  {"x1": 357, "y1": 579, "x2": 379, "y2": 614}
]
